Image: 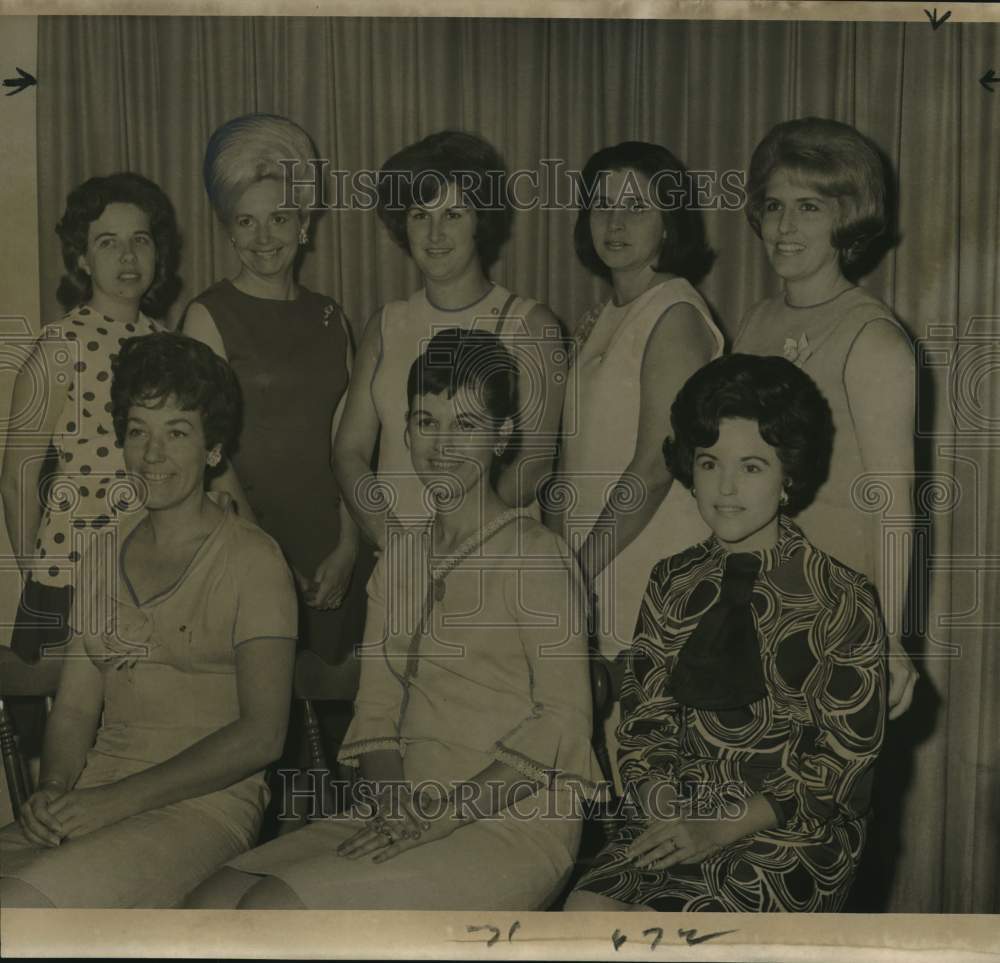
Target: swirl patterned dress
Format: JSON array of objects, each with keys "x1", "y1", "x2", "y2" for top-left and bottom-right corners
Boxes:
[{"x1": 573, "y1": 516, "x2": 887, "y2": 912}]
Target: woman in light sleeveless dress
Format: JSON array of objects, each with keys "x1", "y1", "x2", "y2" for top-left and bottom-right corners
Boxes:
[
  {"x1": 556, "y1": 142, "x2": 722, "y2": 784},
  {"x1": 334, "y1": 131, "x2": 566, "y2": 547},
  {"x1": 732, "y1": 117, "x2": 917, "y2": 719}
]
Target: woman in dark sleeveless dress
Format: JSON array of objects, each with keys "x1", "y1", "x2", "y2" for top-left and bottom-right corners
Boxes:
[{"x1": 183, "y1": 115, "x2": 370, "y2": 800}]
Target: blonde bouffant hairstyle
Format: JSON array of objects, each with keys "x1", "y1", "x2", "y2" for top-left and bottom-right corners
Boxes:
[{"x1": 203, "y1": 113, "x2": 320, "y2": 226}]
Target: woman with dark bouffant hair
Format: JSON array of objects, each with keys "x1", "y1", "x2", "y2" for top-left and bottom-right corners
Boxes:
[
  {"x1": 556, "y1": 141, "x2": 723, "y2": 784},
  {"x1": 1, "y1": 172, "x2": 181, "y2": 673},
  {"x1": 733, "y1": 116, "x2": 917, "y2": 719},
  {"x1": 566, "y1": 353, "x2": 886, "y2": 913},
  {"x1": 333, "y1": 130, "x2": 566, "y2": 549},
  {"x1": 0, "y1": 333, "x2": 297, "y2": 908}
]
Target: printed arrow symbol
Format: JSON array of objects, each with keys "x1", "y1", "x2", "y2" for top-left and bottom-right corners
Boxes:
[
  {"x1": 3, "y1": 67, "x2": 36, "y2": 96},
  {"x1": 981, "y1": 69, "x2": 998, "y2": 93},
  {"x1": 924, "y1": 9, "x2": 952, "y2": 30}
]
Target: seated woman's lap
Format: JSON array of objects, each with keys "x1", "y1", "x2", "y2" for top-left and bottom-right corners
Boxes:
[
  {"x1": 229, "y1": 812, "x2": 581, "y2": 911},
  {"x1": 0, "y1": 802, "x2": 253, "y2": 909}
]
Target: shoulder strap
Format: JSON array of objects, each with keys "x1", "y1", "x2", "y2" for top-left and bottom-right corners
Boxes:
[{"x1": 495, "y1": 292, "x2": 519, "y2": 337}]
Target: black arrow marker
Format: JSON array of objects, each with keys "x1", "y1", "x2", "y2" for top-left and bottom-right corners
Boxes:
[
  {"x1": 3, "y1": 67, "x2": 36, "y2": 96},
  {"x1": 924, "y1": 8, "x2": 952, "y2": 30},
  {"x1": 981, "y1": 69, "x2": 998, "y2": 93}
]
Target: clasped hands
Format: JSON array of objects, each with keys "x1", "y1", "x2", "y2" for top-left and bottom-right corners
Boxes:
[
  {"x1": 19, "y1": 783, "x2": 128, "y2": 847},
  {"x1": 337, "y1": 785, "x2": 465, "y2": 864}
]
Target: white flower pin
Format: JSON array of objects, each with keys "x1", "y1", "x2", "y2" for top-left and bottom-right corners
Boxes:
[{"x1": 782, "y1": 333, "x2": 812, "y2": 366}]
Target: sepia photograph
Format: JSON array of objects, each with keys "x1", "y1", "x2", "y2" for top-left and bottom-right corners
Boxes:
[{"x1": 0, "y1": 1, "x2": 998, "y2": 958}]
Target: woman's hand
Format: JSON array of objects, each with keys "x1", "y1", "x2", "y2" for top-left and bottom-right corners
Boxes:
[
  {"x1": 45, "y1": 784, "x2": 132, "y2": 841},
  {"x1": 887, "y1": 639, "x2": 918, "y2": 719},
  {"x1": 625, "y1": 814, "x2": 728, "y2": 870},
  {"x1": 18, "y1": 786, "x2": 67, "y2": 847},
  {"x1": 304, "y1": 543, "x2": 357, "y2": 610}
]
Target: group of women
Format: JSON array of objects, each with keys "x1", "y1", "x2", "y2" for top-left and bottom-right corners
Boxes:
[{"x1": 0, "y1": 111, "x2": 917, "y2": 912}]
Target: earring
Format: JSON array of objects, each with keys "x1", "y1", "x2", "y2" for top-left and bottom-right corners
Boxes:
[
  {"x1": 206, "y1": 449, "x2": 221, "y2": 468},
  {"x1": 298, "y1": 226, "x2": 308, "y2": 245},
  {"x1": 779, "y1": 490, "x2": 789, "y2": 507},
  {"x1": 690, "y1": 487, "x2": 696, "y2": 497},
  {"x1": 229, "y1": 237, "x2": 237, "y2": 247}
]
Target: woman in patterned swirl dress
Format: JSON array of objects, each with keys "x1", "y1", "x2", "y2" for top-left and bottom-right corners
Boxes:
[{"x1": 566, "y1": 354, "x2": 887, "y2": 912}]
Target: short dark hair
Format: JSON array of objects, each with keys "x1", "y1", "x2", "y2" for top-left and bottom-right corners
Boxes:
[
  {"x1": 745, "y1": 117, "x2": 887, "y2": 271},
  {"x1": 377, "y1": 130, "x2": 512, "y2": 271},
  {"x1": 56, "y1": 172, "x2": 182, "y2": 318},
  {"x1": 111, "y1": 332, "x2": 242, "y2": 470},
  {"x1": 406, "y1": 327, "x2": 520, "y2": 464},
  {"x1": 574, "y1": 141, "x2": 716, "y2": 285},
  {"x1": 664, "y1": 354, "x2": 833, "y2": 514}
]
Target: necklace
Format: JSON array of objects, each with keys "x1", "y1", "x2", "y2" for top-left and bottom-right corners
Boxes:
[{"x1": 403, "y1": 507, "x2": 522, "y2": 679}]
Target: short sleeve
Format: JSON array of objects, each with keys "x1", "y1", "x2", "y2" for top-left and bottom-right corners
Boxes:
[{"x1": 231, "y1": 531, "x2": 298, "y2": 647}]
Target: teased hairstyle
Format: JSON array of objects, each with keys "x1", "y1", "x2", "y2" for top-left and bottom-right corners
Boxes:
[
  {"x1": 111, "y1": 332, "x2": 243, "y2": 469},
  {"x1": 574, "y1": 141, "x2": 716, "y2": 285},
  {"x1": 746, "y1": 117, "x2": 887, "y2": 270},
  {"x1": 406, "y1": 327, "x2": 520, "y2": 464},
  {"x1": 664, "y1": 354, "x2": 833, "y2": 514},
  {"x1": 203, "y1": 113, "x2": 319, "y2": 226},
  {"x1": 377, "y1": 130, "x2": 513, "y2": 271},
  {"x1": 56, "y1": 172, "x2": 182, "y2": 318}
]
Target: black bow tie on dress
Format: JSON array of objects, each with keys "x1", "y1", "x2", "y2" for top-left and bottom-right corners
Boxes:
[{"x1": 668, "y1": 552, "x2": 767, "y2": 710}]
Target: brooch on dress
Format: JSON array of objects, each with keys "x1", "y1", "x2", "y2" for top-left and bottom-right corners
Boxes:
[
  {"x1": 322, "y1": 304, "x2": 336, "y2": 328},
  {"x1": 782, "y1": 333, "x2": 813, "y2": 366}
]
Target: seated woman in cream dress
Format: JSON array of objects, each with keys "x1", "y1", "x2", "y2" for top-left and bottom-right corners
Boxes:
[
  {"x1": 0, "y1": 333, "x2": 297, "y2": 908},
  {"x1": 188, "y1": 328, "x2": 603, "y2": 911}
]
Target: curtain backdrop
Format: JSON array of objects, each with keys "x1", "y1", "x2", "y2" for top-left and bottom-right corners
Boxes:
[{"x1": 34, "y1": 15, "x2": 1000, "y2": 914}]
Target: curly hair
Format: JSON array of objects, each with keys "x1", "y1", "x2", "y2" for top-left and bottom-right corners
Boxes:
[
  {"x1": 664, "y1": 354, "x2": 833, "y2": 514},
  {"x1": 203, "y1": 112, "x2": 319, "y2": 227},
  {"x1": 377, "y1": 130, "x2": 513, "y2": 272},
  {"x1": 56, "y1": 172, "x2": 182, "y2": 318},
  {"x1": 745, "y1": 117, "x2": 887, "y2": 271},
  {"x1": 406, "y1": 327, "x2": 520, "y2": 466},
  {"x1": 111, "y1": 332, "x2": 243, "y2": 470},
  {"x1": 574, "y1": 141, "x2": 716, "y2": 285}
]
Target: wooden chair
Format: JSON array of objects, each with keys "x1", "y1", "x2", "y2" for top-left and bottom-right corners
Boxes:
[
  {"x1": 0, "y1": 650, "x2": 62, "y2": 819},
  {"x1": 265, "y1": 649, "x2": 360, "y2": 835}
]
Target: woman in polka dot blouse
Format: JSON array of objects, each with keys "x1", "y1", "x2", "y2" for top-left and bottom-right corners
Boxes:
[{"x1": 1, "y1": 172, "x2": 181, "y2": 678}]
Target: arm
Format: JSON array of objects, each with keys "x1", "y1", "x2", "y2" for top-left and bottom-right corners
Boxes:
[
  {"x1": 759, "y1": 577, "x2": 887, "y2": 832},
  {"x1": 307, "y1": 312, "x2": 361, "y2": 608},
  {"x1": 332, "y1": 309, "x2": 387, "y2": 549},
  {"x1": 576, "y1": 303, "x2": 716, "y2": 584},
  {"x1": 0, "y1": 333, "x2": 70, "y2": 573},
  {"x1": 845, "y1": 319, "x2": 918, "y2": 719},
  {"x1": 47, "y1": 537, "x2": 299, "y2": 840},
  {"x1": 16, "y1": 633, "x2": 104, "y2": 846},
  {"x1": 495, "y1": 304, "x2": 566, "y2": 511},
  {"x1": 181, "y1": 302, "x2": 257, "y2": 523}
]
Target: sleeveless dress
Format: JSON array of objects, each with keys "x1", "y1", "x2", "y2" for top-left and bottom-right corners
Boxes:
[
  {"x1": 368, "y1": 284, "x2": 539, "y2": 530},
  {"x1": 572, "y1": 516, "x2": 886, "y2": 912},
  {"x1": 560, "y1": 279, "x2": 723, "y2": 789},
  {"x1": 11, "y1": 304, "x2": 159, "y2": 663},
  {"x1": 732, "y1": 286, "x2": 912, "y2": 583},
  {"x1": 227, "y1": 515, "x2": 603, "y2": 910},
  {"x1": 561, "y1": 278, "x2": 724, "y2": 660},
  {"x1": 186, "y1": 280, "x2": 370, "y2": 665},
  {"x1": 0, "y1": 497, "x2": 298, "y2": 907}
]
